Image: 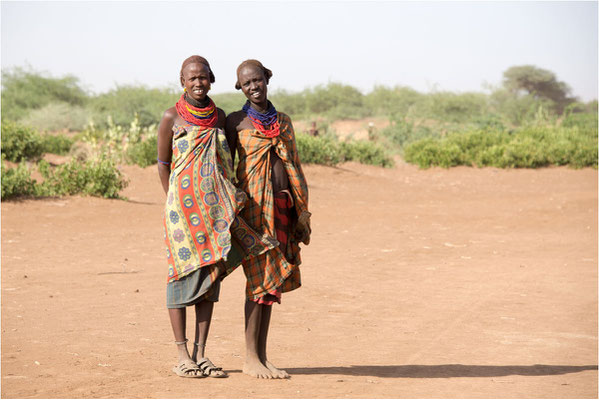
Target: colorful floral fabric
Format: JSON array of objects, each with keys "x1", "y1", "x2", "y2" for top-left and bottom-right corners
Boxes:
[{"x1": 165, "y1": 123, "x2": 276, "y2": 283}]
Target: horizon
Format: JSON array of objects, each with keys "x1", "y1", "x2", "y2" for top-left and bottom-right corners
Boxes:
[{"x1": 3, "y1": 63, "x2": 599, "y2": 104}]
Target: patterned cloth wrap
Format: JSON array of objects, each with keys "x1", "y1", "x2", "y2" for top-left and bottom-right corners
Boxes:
[
  {"x1": 165, "y1": 123, "x2": 277, "y2": 284},
  {"x1": 236, "y1": 112, "x2": 310, "y2": 301}
]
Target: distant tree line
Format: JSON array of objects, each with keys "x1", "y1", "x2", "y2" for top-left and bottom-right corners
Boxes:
[{"x1": 2, "y1": 65, "x2": 595, "y2": 133}]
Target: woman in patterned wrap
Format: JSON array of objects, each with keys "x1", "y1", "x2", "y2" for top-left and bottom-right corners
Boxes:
[
  {"x1": 225, "y1": 59, "x2": 312, "y2": 379},
  {"x1": 157, "y1": 56, "x2": 276, "y2": 378}
]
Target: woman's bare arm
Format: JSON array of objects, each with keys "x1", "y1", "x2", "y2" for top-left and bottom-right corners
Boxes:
[{"x1": 157, "y1": 107, "x2": 177, "y2": 194}]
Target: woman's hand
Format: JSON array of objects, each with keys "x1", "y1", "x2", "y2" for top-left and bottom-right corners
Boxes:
[{"x1": 294, "y1": 210, "x2": 312, "y2": 245}]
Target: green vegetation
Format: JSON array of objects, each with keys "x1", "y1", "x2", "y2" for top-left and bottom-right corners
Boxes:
[
  {"x1": 1, "y1": 65, "x2": 596, "y2": 176},
  {"x1": 41, "y1": 133, "x2": 75, "y2": 155},
  {"x1": 35, "y1": 157, "x2": 128, "y2": 198},
  {"x1": 295, "y1": 134, "x2": 343, "y2": 166},
  {"x1": 404, "y1": 126, "x2": 597, "y2": 169},
  {"x1": 1, "y1": 120, "x2": 130, "y2": 200},
  {"x1": 1, "y1": 156, "x2": 38, "y2": 199},
  {"x1": 211, "y1": 92, "x2": 246, "y2": 115},
  {"x1": 89, "y1": 85, "x2": 178, "y2": 128},
  {"x1": 1, "y1": 67, "x2": 87, "y2": 122},
  {"x1": 502, "y1": 65, "x2": 575, "y2": 114},
  {"x1": 1, "y1": 121, "x2": 45, "y2": 162},
  {"x1": 295, "y1": 133, "x2": 394, "y2": 167},
  {"x1": 339, "y1": 140, "x2": 394, "y2": 168},
  {"x1": 20, "y1": 101, "x2": 90, "y2": 132},
  {"x1": 1, "y1": 155, "x2": 129, "y2": 200},
  {"x1": 1, "y1": 121, "x2": 76, "y2": 162},
  {"x1": 127, "y1": 135, "x2": 158, "y2": 167}
]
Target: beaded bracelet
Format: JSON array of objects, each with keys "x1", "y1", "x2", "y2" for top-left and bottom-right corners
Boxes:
[{"x1": 157, "y1": 158, "x2": 170, "y2": 166}]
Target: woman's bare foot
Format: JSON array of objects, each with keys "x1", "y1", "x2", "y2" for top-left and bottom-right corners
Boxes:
[
  {"x1": 265, "y1": 360, "x2": 290, "y2": 379},
  {"x1": 243, "y1": 357, "x2": 273, "y2": 379}
]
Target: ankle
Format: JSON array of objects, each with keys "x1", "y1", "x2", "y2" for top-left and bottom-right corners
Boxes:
[
  {"x1": 175, "y1": 338, "x2": 188, "y2": 346},
  {"x1": 175, "y1": 338, "x2": 191, "y2": 359},
  {"x1": 193, "y1": 342, "x2": 206, "y2": 359}
]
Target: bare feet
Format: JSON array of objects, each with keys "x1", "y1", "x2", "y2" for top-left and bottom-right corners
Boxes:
[
  {"x1": 265, "y1": 360, "x2": 290, "y2": 379},
  {"x1": 243, "y1": 357, "x2": 273, "y2": 379}
]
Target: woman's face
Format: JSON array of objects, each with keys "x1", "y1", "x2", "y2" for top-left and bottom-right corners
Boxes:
[
  {"x1": 237, "y1": 65, "x2": 268, "y2": 107},
  {"x1": 180, "y1": 63, "x2": 211, "y2": 102}
]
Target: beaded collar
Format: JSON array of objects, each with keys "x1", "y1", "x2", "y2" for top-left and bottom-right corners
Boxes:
[
  {"x1": 175, "y1": 93, "x2": 218, "y2": 127},
  {"x1": 242, "y1": 100, "x2": 280, "y2": 138}
]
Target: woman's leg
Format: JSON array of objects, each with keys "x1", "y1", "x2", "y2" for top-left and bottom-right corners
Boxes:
[
  {"x1": 168, "y1": 308, "x2": 193, "y2": 361},
  {"x1": 191, "y1": 299, "x2": 227, "y2": 377},
  {"x1": 259, "y1": 304, "x2": 289, "y2": 378},
  {"x1": 191, "y1": 300, "x2": 213, "y2": 361},
  {"x1": 169, "y1": 307, "x2": 202, "y2": 377},
  {"x1": 243, "y1": 300, "x2": 274, "y2": 378}
]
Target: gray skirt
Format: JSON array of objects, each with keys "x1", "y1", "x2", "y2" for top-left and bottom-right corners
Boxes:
[{"x1": 166, "y1": 266, "x2": 221, "y2": 309}]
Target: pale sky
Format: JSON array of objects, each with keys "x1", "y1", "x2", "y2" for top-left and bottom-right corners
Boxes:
[{"x1": 2, "y1": 1, "x2": 598, "y2": 101}]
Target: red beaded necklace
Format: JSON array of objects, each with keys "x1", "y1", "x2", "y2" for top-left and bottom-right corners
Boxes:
[
  {"x1": 243, "y1": 101, "x2": 280, "y2": 138},
  {"x1": 248, "y1": 117, "x2": 280, "y2": 138},
  {"x1": 175, "y1": 94, "x2": 218, "y2": 127}
]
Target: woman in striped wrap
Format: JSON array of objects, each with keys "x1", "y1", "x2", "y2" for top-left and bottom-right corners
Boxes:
[
  {"x1": 226, "y1": 59, "x2": 311, "y2": 379},
  {"x1": 157, "y1": 56, "x2": 276, "y2": 378}
]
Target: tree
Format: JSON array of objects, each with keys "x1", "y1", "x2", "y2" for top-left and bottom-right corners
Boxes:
[
  {"x1": 1, "y1": 67, "x2": 88, "y2": 121},
  {"x1": 502, "y1": 65, "x2": 575, "y2": 114}
]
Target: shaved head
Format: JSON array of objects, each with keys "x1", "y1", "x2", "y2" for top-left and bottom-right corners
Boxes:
[
  {"x1": 235, "y1": 59, "x2": 272, "y2": 90},
  {"x1": 181, "y1": 55, "x2": 215, "y2": 83}
]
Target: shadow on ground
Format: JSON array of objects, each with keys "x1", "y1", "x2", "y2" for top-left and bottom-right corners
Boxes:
[{"x1": 281, "y1": 364, "x2": 598, "y2": 378}]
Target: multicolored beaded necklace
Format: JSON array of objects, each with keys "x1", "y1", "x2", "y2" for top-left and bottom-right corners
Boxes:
[
  {"x1": 242, "y1": 100, "x2": 280, "y2": 138},
  {"x1": 175, "y1": 93, "x2": 218, "y2": 127}
]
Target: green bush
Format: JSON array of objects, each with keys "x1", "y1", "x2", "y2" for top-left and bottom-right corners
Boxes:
[
  {"x1": 471, "y1": 114, "x2": 507, "y2": 131},
  {"x1": 1, "y1": 121, "x2": 44, "y2": 162},
  {"x1": 37, "y1": 157, "x2": 129, "y2": 198},
  {"x1": 404, "y1": 138, "x2": 461, "y2": 168},
  {"x1": 295, "y1": 133, "x2": 342, "y2": 166},
  {"x1": 408, "y1": 91, "x2": 490, "y2": 123},
  {"x1": 379, "y1": 117, "x2": 438, "y2": 148},
  {"x1": 127, "y1": 135, "x2": 158, "y2": 167},
  {"x1": 562, "y1": 111, "x2": 598, "y2": 131},
  {"x1": 295, "y1": 133, "x2": 393, "y2": 167},
  {"x1": 489, "y1": 89, "x2": 555, "y2": 126},
  {"x1": 1, "y1": 157, "x2": 37, "y2": 199},
  {"x1": 404, "y1": 125, "x2": 597, "y2": 169},
  {"x1": 270, "y1": 90, "x2": 308, "y2": 117},
  {"x1": 211, "y1": 92, "x2": 246, "y2": 115},
  {"x1": 40, "y1": 133, "x2": 75, "y2": 155},
  {"x1": 303, "y1": 83, "x2": 372, "y2": 120},
  {"x1": 364, "y1": 86, "x2": 423, "y2": 117},
  {"x1": 339, "y1": 140, "x2": 394, "y2": 167},
  {"x1": 20, "y1": 101, "x2": 92, "y2": 132},
  {"x1": 2, "y1": 156, "x2": 129, "y2": 200},
  {"x1": 75, "y1": 114, "x2": 156, "y2": 165},
  {"x1": 89, "y1": 85, "x2": 178, "y2": 127}
]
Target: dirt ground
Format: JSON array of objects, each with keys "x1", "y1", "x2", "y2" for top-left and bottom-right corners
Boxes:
[{"x1": 1, "y1": 161, "x2": 597, "y2": 398}]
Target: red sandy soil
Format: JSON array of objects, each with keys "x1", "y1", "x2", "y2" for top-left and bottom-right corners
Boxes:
[{"x1": 1, "y1": 161, "x2": 597, "y2": 398}]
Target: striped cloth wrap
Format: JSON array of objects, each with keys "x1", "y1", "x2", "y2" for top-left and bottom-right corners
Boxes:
[{"x1": 236, "y1": 112, "x2": 311, "y2": 300}]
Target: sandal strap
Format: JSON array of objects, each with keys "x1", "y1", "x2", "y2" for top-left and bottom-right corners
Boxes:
[
  {"x1": 197, "y1": 358, "x2": 222, "y2": 372},
  {"x1": 177, "y1": 360, "x2": 201, "y2": 372}
]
